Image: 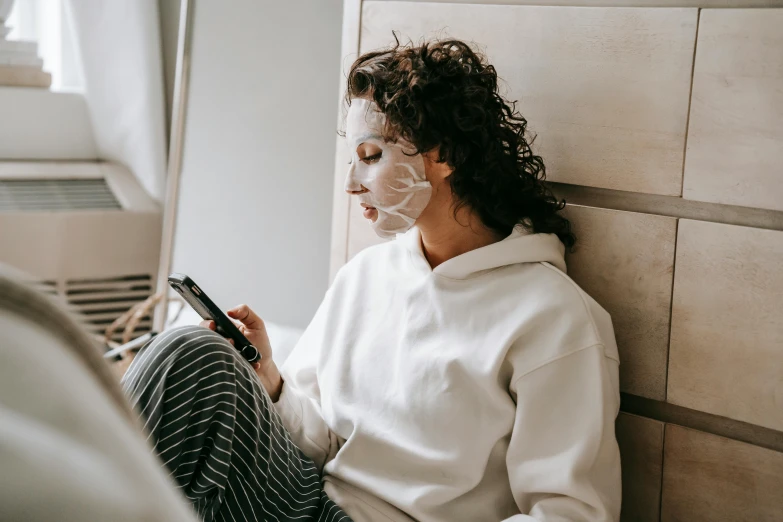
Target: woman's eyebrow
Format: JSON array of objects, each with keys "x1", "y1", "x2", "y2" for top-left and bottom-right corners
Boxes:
[{"x1": 355, "y1": 133, "x2": 382, "y2": 143}]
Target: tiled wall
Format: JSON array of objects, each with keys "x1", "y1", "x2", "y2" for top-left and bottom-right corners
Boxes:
[{"x1": 332, "y1": 2, "x2": 783, "y2": 520}]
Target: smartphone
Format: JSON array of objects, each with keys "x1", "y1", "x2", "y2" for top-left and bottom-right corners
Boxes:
[{"x1": 168, "y1": 273, "x2": 261, "y2": 364}]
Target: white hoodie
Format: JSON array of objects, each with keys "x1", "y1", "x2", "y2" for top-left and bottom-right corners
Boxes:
[{"x1": 274, "y1": 225, "x2": 622, "y2": 522}]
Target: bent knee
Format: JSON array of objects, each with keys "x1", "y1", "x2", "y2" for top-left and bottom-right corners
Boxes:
[
  {"x1": 124, "y1": 326, "x2": 239, "y2": 382},
  {"x1": 150, "y1": 325, "x2": 236, "y2": 359}
]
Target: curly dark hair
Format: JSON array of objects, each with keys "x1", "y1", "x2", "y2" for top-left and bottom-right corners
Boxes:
[{"x1": 339, "y1": 33, "x2": 575, "y2": 248}]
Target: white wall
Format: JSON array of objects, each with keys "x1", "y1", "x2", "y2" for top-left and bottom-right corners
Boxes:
[{"x1": 170, "y1": 0, "x2": 344, "y2": 328}]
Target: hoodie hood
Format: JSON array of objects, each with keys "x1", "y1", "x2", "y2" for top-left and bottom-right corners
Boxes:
[{"x1": 399, "y1": 224, "x2": 567, "y2": 279}]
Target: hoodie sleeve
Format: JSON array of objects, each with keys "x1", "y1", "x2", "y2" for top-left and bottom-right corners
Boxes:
[
  {"x1": 272, "y1": 283, "x2": 342, "y2": 472},
  {"x1": 502, "y1": 344, "x2": 622, "y2": 522},
  {"x1": 272, "y1": 375, "x2": 340, "y2": 471}
]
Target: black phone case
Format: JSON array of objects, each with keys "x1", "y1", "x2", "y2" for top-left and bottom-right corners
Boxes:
[{"x1": 168, "y1": 273, "x2": 261, "y2": 363}]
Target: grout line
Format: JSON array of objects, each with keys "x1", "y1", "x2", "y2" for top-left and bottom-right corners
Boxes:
[
  {"x1": 550, "y1": 182, "x2": 783, "y2": 232},
  {"x1": 662, "y1": 219, "x2": 680, "y2": 403},
  {"x1": 658, "y1": 423, "x2": 667, "y2": 521},
  {"x1": 620, "y1": 393, "x2": 783, "y2": 453},
  {"x1": 679, "y1": 8, "x2": 701, "y2": 198}
]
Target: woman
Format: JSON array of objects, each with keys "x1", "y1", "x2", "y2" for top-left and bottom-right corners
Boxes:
[{"x1": 123, "y1": 37, "x2": 621, "y2": 522}]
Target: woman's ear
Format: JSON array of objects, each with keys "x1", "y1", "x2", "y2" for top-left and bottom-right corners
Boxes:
[{"x1": 423, "y1": 147, "x2": 453, "y2": 183}]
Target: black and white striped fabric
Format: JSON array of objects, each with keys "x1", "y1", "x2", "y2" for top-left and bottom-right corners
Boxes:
[{"x1": 121, "y1": 325, "x2": 351, "y2": 522}]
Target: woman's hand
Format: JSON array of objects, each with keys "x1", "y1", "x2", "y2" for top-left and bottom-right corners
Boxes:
[{"x1": 199, "y1": 304, "x2": 283, "y2": 401}]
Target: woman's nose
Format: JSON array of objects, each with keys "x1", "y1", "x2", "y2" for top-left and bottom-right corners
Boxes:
[{"x1": 344, "y1": 162, "x2": 368, "y2": 195}]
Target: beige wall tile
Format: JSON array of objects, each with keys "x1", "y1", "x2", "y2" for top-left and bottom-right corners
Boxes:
[
  {"x1": 661, "y1": 425, "x2": 783, "y2": 522},
  {"x1": 616, "y1": 413, "x2": 664, "y2": 522},
  {"x1": 564, "y1": 205, "x2": 677, "y2": 400},
  {"x1": 668, "y1": 220, "x2": 783, "y2": 430},
  {"x1": 683, "y1": 9, "x2": 783, "y2": 211},
  {"x1": 359, "y1": 3, "x2": 697, "y2": 195}
]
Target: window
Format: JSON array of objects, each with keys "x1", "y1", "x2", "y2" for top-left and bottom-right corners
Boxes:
[{"x1": 5, "y1": 0, "x2": 82, "y2": 91}]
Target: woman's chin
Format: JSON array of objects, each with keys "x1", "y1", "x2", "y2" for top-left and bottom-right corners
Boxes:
[{"x1": 372, "y1": 215, "x2": 411, "y2": 239}]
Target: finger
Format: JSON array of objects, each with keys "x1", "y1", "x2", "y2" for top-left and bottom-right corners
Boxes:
[
  {"x1": 229, "y1": 317, "x2": 244, "y2": 330},
  {"x1": 227, "y1": 338, "x2": 235, "y2": 346},
  {"x1": 227, "y1": 304, "x2": 264, "y2": 329},
  {"x1": 199, "y1": 320, "x2": 216, "y2": 330}
]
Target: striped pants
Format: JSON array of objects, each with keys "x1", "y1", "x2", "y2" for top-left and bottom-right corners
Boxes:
[{"x1": 121, "y1": 325, "x2": 351, "y2": 522}]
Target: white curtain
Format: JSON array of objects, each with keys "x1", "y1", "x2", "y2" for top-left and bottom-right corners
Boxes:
[{"x1": 65, "y1": 0, "x2": 168, "y2": 201}]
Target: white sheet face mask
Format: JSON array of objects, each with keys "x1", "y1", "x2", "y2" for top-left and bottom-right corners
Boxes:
[{"x1": 344, "y1": 98, "x2": 432, "y2": 239}]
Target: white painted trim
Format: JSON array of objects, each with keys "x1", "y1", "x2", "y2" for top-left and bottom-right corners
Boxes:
[
  {"x1": 328, "y1": 0, "x2": 363, "y2": 282},
  {"x1": 153, "y1": 0, "x2": 195, "y2": 332}
]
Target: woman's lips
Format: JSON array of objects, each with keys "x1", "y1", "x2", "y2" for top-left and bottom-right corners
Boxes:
[{"x1": 361, "y1": 204, "x2": 378, "y2": 221}]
